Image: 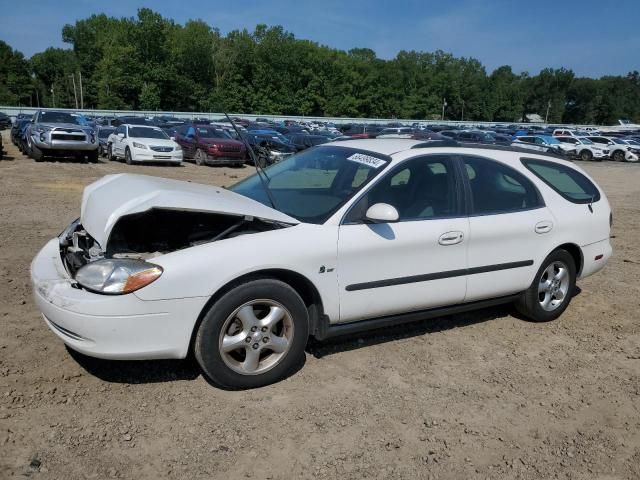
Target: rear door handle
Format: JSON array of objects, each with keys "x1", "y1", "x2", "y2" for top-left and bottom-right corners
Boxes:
[
  {"x1": 438, "y1": 231, "x2": 464, "y2": 246},
  {"x1": 535, "y1": 221, "x2": 553, "y2": 234}
]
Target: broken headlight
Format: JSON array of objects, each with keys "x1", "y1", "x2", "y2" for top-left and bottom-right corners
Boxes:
[{"x1": 75, "y1": 259, "x2": 162, "y2": 294}]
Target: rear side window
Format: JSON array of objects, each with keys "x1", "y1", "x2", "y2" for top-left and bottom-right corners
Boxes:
[
  {"x1": 521, "y1": 158, "x2": 600, "y2": 204},
  {"x1": 463, "y1": 156, "x2": 543, "y2": 215}
]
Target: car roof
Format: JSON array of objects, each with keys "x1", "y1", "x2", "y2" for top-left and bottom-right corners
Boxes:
[{"x1": 321, "y1": 138, "x2": 571, "y2": 164}]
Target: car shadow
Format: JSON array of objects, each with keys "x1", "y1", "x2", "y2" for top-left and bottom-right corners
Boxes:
[
  {"x1": 306, "y1": 303, "x2": 516, "y2": 358},
  {"x1": 67, "y1": 347, "x2": 201, "y2": 384},
  {"x1": 66, "y1": 346, "x2": 306, "y2": 389},
  {"x1": 37, "y1": 156, "x2": 108, "y2": 164}
]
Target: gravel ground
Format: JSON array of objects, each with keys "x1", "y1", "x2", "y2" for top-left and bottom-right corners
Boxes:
[{"x1": 0, "y1": 130, "x2": 639, "y2": 479}]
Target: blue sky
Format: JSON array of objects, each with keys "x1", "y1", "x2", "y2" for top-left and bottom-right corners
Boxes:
[{"x1": 1, "y1": 0, "x2": 638, "y2": 77}]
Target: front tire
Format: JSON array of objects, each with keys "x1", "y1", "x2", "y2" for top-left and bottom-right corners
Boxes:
[
  {"x1": 195, "y1": 279, "x2": 309, "y2": 389},
  {"x1": 613, "y1": 150, "x2": 625, "y2": 162},
  {"x1": 515, "y1": 249, "x2": 576, "y2": 322},
  {"x1": 107, "y1": 144, "x2": 115, "y2": 161},
  {"x1": 88, "y1": 150, "x2": 99, "y2": 163},
  {"x1": 580, "y1": 149, "x2": 593, "y2": 162},
  {"x1": 125, "y1": 147, "x2": 133, "y2": 165},
  {"x1": 195, "y1": 148, "x2": 206, "y2": 166},
  {"x1": 30, "y1": 143, "x2": 44, "y2": 162}
]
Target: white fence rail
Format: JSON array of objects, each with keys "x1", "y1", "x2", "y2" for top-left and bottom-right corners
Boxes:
[{"x1": 0, "y1": 105, "x2": 601, "y2": 129}]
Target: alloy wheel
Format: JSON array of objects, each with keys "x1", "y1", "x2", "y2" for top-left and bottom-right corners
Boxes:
[
  {"x1": 218, "y1": 299, "x2": 294, "y2": 375},
  {"x1": 538, "y1": 261, "x2": 570, "y2": 311}
]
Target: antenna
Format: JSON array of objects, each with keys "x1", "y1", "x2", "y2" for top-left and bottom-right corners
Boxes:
[{"x1": 223, "y1": 113, "x2": 277, "y2": 209}]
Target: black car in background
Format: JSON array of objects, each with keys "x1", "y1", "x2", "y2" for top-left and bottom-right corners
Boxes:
[
  {"x1": 10, "y1": 119, "x2": 31, "y2": 153},
  {"x1": 286, "y1": 134, "x2": 329, "y2": 151},
  {"x1": 0, "y1": 112, "x2": 12, "y2": 130},
  {"x1": 97, "y1": 126, "x2": 115, "y2": 157}
]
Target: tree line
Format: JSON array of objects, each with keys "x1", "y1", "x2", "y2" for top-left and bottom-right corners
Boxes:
[{"x1": 1, "y1": 8, "x2": 639, "y2": 125}]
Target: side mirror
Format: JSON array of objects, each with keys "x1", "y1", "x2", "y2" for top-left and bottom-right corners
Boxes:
[
  {"x1": 170, "y1": 136, "x2": 176, "y2": 141},
  {"x1": 117, "y1": 133, "x2": 124, "y2": 138},
  {"x1": 365, "y1": 203, "x2": 399, "y2": 223}
]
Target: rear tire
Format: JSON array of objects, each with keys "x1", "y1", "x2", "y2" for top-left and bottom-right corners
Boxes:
[
  {"x1": 195, "y1": 279, "x2": 309, "y2": 389},
  {"x1": 580, "y1": 149, "x2": 593, "y2": 162},
  {"x1": 515, "y1": 249, "x2": 576, "y2": 322},
  {"x1": 107, "y1": 144, "x2": 115, "y2": 161}
]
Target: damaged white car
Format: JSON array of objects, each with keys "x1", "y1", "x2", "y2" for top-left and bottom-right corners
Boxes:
[{"x1": 31, "y1": 140, "x2": 612, "y2": 388}]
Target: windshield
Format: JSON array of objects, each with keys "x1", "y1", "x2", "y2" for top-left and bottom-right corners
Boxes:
[
  {"x1": 39, "y1": 111, "x2": 86, "y2": 125},
  {"x1": 230, "y1": 146, "x2": 390, "y2": 224},
  {"x1": 610, "y1": 138, "x2": 625, "y2": 145},
  {"x1": 197, "y1": 127, "x2": 230, "y2": 139},
  {"x1": 129, "y1": 127, "x2": 169, "y2": 139}
]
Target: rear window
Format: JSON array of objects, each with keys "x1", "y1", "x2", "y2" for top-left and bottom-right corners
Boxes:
[{"x1": 521, "y1": 158, "x2": 600, "y2": 204}]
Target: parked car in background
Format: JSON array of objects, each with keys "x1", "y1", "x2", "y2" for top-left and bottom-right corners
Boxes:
[
  {"x1": 0, "y1": 112, "x2": 12, "y2": 130},
  {"x1": 97, "y1": 126, "x2": 115, "y2": 157},
  {"x1": 107, "y1": 124, "x2": 182, "y2": 165},
  {"x1": 0, "y1": 132, "x2": 4, "y2": 158},
  {"x1": 457, "y1": 130, "x2": 501, "y2": 144},
  {"x1": 619, "y1": 138, "x2": 640, "y2": 156},
  {"x1": 174, "y1": 124, "x2": 245, "y2": 167},
  {"x1": 285, "y1": 134, "x2": 329, "y2": 151},
  {"x1": 555, "y1": 136, "x2": 608, "y2": 161},
  {"x1": 245, "y1": 132, "x2": 297, "y2": 164},
  {"x1": 376, "y1": 127, "x2": 415, "y2": 139},
  {"x1": 11, "y1": 118, "x2": 30, "y2": 146},
  {"x1": 512, "y1": 135, "x2": 574, "y2": 156},
  {"x1": 111, "y1": 116, "x2": 155, "y2": 127},
  {"x1": 584, "y1": 136, "x2": 638, "y2": 162},
  {"x1": 26, "y1": 110, "x2": 98, "y2": 162}
]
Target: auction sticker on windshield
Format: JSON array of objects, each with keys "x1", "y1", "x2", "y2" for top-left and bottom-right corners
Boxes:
[{"x1": 347, "y1": 153, "x2": 386, "y2": 168}]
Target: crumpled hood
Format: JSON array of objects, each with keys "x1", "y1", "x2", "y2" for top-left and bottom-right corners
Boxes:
[{"x1": 80, "y1": 174, "x2": 298, "y2": 247}]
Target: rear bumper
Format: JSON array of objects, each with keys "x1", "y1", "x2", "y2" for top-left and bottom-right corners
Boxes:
[
  {"x1": 579, "y1": 238, "x2": 612, "y2": 279},
  {"x1": 31, "y1": 238, "x2": 207, "y2": 360}
]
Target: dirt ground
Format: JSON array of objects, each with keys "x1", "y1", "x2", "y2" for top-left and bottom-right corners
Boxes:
[{"x1": 0, "y1": 129, "x2": 638, "y2": 480}]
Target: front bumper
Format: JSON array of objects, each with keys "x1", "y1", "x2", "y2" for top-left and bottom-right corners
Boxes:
[
  {"x1": 32, "y1": 136, "x2": 98, "y2": 152},
  {"x1": 204, "y1": 152, "x2": 245, "y2": 165},
  {"x1": 31, "y1": 238, "x2": 207, "y2": 360},
  {"x1": 131, "y1": 146, "x2": 183, "y2": 163}
]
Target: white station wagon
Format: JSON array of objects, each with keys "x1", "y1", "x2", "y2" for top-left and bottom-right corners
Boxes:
[{"x1": 31, "y1": 139, "x2": 612, "y2": 388}]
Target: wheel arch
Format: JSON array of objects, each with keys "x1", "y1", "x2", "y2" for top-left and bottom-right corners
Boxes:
[
  {"x1": 554, "y1": 243, "x2": 583, "y2": 277},
  {"x1": 188, "y1": 268, "x2": 326, "y2": 355}
]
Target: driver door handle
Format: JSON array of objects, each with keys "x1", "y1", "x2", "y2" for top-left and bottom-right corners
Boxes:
[{"x1": 438, "y1": 231, "x2": 464, "y2": 246}]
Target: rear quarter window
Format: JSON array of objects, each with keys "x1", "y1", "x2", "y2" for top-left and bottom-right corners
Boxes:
[{"x1": 521, "y1": 158, "x2": 600, "y2": 204}]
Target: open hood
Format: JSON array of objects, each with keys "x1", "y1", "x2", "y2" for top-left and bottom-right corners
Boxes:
[{"x1": 80, "y1": 174, "x2": 298, "y2": 247}]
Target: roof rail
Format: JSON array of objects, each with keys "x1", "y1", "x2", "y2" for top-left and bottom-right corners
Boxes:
[{"x1": 411, "y1": 141, "x2": 568, "y2": 160}]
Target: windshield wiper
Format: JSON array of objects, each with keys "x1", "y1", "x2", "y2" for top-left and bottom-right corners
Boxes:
[{"x1": 224, "y1": 113, "x2": 277, "y2": 210}]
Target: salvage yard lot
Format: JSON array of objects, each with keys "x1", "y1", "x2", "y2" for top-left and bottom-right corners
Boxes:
[{"x1": 0, "y1": 130, "x2": 639, "y2": 479}]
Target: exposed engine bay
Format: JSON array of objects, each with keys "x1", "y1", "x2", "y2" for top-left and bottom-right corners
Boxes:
[{"x1": 60, "y1": 209, "x2": 288, "y2": 276}]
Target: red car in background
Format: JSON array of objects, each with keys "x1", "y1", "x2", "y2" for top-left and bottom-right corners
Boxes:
[{"x1": 174, "y1": 124, "x2": 246, "y2": 166}]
